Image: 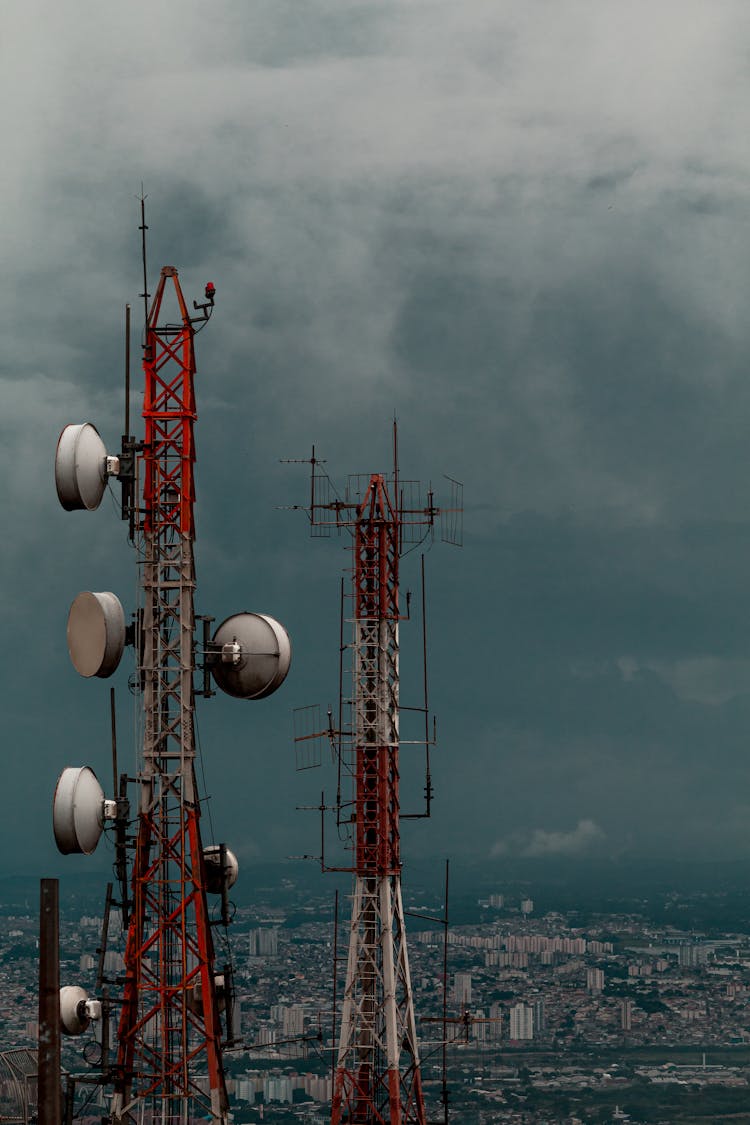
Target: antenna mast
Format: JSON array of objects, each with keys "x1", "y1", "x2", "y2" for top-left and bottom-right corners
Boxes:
[
  {"x1": 52, "y1": 208, "x2": 292, "y2": 1124},
  {"x1": 334, "y1": 469, "x2": 424, "y2": 1125},
  {"x1": 289, "y1": 435, "x2": 462, "y2": 1125}
]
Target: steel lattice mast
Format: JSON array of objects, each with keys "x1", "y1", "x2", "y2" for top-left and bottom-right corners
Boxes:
[
  {"x1": 331, "y1": 473, "x2": 426, "y2": 1125},
  {"x1": 291, "y1": 437, "x2": 460, "y2": 1125},
  {"x1": 111, "y1": 266, "x2": 227, "y2": 1124},
  {"x1": 53, "y1": 240, "x2": 291, "y2": 1125}
]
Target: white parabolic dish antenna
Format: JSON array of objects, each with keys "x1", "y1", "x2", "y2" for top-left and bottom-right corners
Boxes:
[
  {"x1": 53, "y1": 766, "x2": 105, "y2": 855},
  {"x1": 67, "y1": 591, "x2": 126, "y2": 678},
  {"x1": 60, "y1": 986, "x2": 92, "y2": 1035},
  {"x1": 55, "y1": 423, "x2": 108, "y2": 511},
  {"x1": 211, "y1": 613, "x2": 291, "y2": 700},
  {"x1": 203, "y1": 844, "x2": 239, "y2": 894}
]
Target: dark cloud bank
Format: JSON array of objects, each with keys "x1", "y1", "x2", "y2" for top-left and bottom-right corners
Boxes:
[{"x1": 3, "y1": 2, "x2": 750, "y2": 875}]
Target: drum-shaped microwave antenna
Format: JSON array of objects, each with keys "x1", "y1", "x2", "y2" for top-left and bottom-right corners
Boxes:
[
  {"x1": 67, "y1": 591, "x2": 126, "y2": 678},
  {"x1": 53, "y1": 766, "x2": 105, "y2": 855},
  {"x1": 211, "y1": 613, "x2": 291, "y2": 700},
  {"x1": 55, "y1": 423, "x2": 108, "y2": 511},
  {"x1": 203, "y1": 844, "x2": 239, "y2": 894},
  {"x1": 60, "y1": 985, "x2": 101, "y2": 1036}
]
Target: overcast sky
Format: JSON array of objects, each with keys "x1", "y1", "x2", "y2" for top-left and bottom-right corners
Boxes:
[{"x1": 3, "y1": 1, "x2": 750, "y2": 880}]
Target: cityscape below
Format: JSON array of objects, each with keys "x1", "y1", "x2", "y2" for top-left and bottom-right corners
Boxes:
[{"x1": 5, "y1": 857, "x2": 750, "y2": 1124}]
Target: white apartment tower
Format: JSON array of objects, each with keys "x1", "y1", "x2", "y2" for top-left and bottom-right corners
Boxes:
[
  {"x1": 453, "y1": 972, "x2": 473, "y2": 1007},
  {"x1": 621, "y1": 998, "x2": 633, "y2": 1031},
  {"x1": 509, "y1": 1002, "x2": 534, "y2": 1041},
  {"x1": 587, "y1": 967, "x2": 605, "y2": 994}
]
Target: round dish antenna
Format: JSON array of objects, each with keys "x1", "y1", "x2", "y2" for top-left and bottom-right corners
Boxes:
[
  {"x1": 60, "y1": 985, "x2": 102, "y2": 1036},
  {"x1": 203, "y1": 844, "x2": 239, "y2": 894},
  {"x1": 53, "y1": 766, "x2": 106, "y2": 855},
  {"x1": 211, "y1": 613, "x2": 291, "y2": 700},
  {"x1": 67, "y1": 591, "x2": 126, "y2": 678},
  {"x1": 55, "y1": 423, "x2": 108, "y2": 511}
]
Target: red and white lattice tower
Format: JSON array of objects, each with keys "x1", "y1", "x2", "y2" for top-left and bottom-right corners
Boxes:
[
  {"x1": 111, "y1": 266, "x2": 227, "y2": 1124},
  {"x1": 53, "y1": 254, "x2": 291, "y2": 1125},
  {"x1": 294, "y1": 444, "x2": 461, "y2": 1125},
  {"x1": 332, "y1": 472, "x2": 426, "y2": 1125}
]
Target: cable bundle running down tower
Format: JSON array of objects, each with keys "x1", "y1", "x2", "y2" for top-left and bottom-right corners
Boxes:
[
  {"x1": 52, "y1": 241, "x2": 291, "y2": 1124},
  {"x1": 290, "y1": 433, "x2": 462, "y2": 1125}
]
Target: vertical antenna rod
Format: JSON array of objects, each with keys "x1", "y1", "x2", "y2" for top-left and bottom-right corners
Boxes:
[
  {"x1": 441, "y1": 860, "x2": 450, "y2": 1125},
  {"x1": 139, "y1": 190, "x2": 149, "y2": 333},
  {"x1": 421, "y1": 554, "x2": 432, "y2": 816},
  {"x1": 124, "y1": 304, "x2": 131, "y2": 437},
  {"x1": 331, "y1": 889, "x2": 339, "y2": 1096}
]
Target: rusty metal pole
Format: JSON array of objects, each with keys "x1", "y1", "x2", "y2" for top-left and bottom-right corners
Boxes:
[{"x1": 38, "y1": 878, "x2": 61, "y2": 1125}]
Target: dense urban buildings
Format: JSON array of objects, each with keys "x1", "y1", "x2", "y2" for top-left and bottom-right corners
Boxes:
[{"x1": 6, "y1": 864, "x2": 750, "y2": 1122}]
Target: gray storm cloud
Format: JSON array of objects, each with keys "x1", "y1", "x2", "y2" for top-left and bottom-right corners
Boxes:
[{"x1": 3, "y1": 2, "x2": 750, "y2": 870}]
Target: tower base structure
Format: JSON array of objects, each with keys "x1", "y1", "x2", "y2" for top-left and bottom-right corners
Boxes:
[{"x1": 332, "y1": 875, "x2": 426, "y2": 1125}]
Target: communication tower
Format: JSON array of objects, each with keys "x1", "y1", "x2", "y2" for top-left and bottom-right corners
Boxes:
[
  {"x1": 51, "y1": 225, "x2": 291, "y2": 1123},
  {"x1": 290, "y1": 431, "x2": 461, "y2": 1125}
]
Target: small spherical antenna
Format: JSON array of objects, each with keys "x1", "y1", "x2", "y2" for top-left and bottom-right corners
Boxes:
[
  {"x1": 53, "y1": 767, "x2": 105, "y2": 855},
  {"x1": 203, "y1": 844, "x2": 239, "y2": 894},
  {"x1": 67, "y1": 592, "x2": 126, "y2": 678},
  {"x1": 55, "y1": 423, "x2": 108, "y2": 511},
  {"x1": 211, "y1": 613, "x2": 291, "y2": 700}
]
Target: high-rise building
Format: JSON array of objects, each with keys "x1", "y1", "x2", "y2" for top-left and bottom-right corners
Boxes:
[
  {"x1": 281, "y1": 1004, "x2": 306, "y2": 1058},
  {"x1": 587, "y1": 968, "x2": 604, "y2": 994},
  {"x1": 235, "y1": 1077, "x2": 256, "y2": 1104},
  {"x1": 621, "y1": 998, "x2": 633, "y2": 1031},
  {"x1": 249, "y1": 927, "x2": 279, "y2": 957},
  {"x1": 509, "y1": 1002, "x2": 534, "y2": 1041},
  {"x1": 520, "y1": 898, "x2": 534, "y2": 916},
  {"x1": 283, "y1": 1005, "x2": 305, "y2": 1038},
  {"x1": 532, "y1": 998, "x2": 546, "y2": 1033},
  {"x1": 679, "y1": 943, "x2": 707, "y2": 969},
  {"x1": 103, "y1": 950, "x2": 124, "y2": 974},
  {"x1": 264, "y1": 1075, "x2": 294, "y2": 1104},
  {"x1": 471, "y1": 1009, "x2": 488, "y2": 1042},
  {"x1": 453, "y1": 972, "x2": 472, "y2": 1007}
]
